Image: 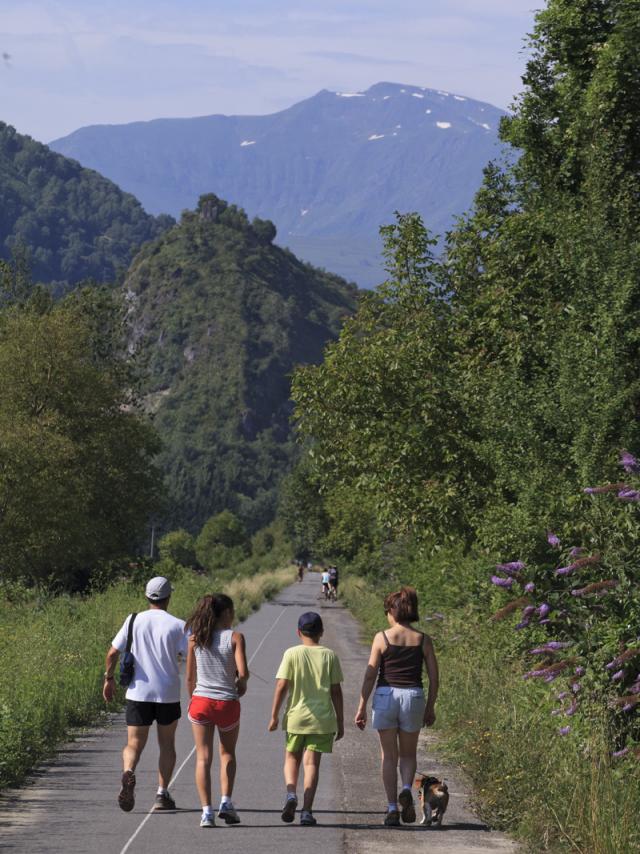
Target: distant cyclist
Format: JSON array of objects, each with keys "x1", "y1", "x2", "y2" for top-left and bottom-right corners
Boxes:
[
  {"x1": 321, "y1": 568, "x2": 331, "y2": 599},
  {"x1": 328, "y1": 566, "x2": 339, "y2": 600}
]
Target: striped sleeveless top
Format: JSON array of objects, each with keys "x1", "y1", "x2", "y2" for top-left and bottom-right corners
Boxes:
[{"x1": 193, "y1": 629, "x2": 238, "y2": 701}]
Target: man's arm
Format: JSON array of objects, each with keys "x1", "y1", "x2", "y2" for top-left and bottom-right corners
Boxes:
[
  {"x1": 330, "y1": 683, "x2": 344, "y2": 740},
  {"x1": 268, "y1": 679, "x2": 289, "y2": 731},
  {"x1": 233, "y1": 631, "x2": 249, "y2": 697},
  {"x1": 103, "y1": 646, "x2": 119, "y2": 702}
]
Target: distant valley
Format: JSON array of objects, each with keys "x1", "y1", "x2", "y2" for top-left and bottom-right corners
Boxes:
[{"x1": 50, "y1": 82, "x2": 507, "y2": 287}]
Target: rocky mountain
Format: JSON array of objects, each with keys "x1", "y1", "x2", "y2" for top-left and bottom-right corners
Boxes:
[
  {"x1": 50, "y1": 82, "x2": 507, "y2": 287},
  {"x1": 125, "y1": 193, "x2": 358, "y2": 532},
  {"x1": 0, "y1": 122, "x2": 172, "y2": 290}
]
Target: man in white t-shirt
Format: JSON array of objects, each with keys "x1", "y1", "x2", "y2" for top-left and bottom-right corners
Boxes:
[{"x1": 103, "y1": 576, "x2": 188, "y2": 813}]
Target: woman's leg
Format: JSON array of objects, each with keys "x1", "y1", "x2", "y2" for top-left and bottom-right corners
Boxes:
[
  {"x1": 397, "y1": 729, "x2": 420, "y2": 788},
  {"x1": 192, "y1": 723, "x2": 215, "y2": 808},
  {"x1": 301, "y1": 749, "x2": 322, "y2": 812},
  {"x1": 377, "y1": 728, "x2": 399, "y2": 804},
  {"x1": 218, "y1": 725, "x2": 240, "y2": 798}
]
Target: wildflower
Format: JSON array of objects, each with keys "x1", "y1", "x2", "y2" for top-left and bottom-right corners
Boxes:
[
  {"x1": 612, "y1": 747, "x2": 629, "y2": 759},
  {"x1": 539, "y1": 619, "x2": 552, "y2": 625},
  {"x1": 569, "y1": 547, "x2": 585, "y2": 558},
  {"x1": 555, "y1": 565, "x2": 575, "y2": 576},
  {"x1": 612, "y1": 669, "x2": 625, "y2": 682},
  {"x1": 491, "y1": 597, "x2": 532, "y2": 622},
  {"x1": 496, "y1": 561, "x2": 526, "y2": 573},
  {"x1": 537, "y1": 603, "x2": 551, "y2": 619},
  {"x1": 558, "y1": 726, "x2": 571, "y2": 736},
  {"x1": 572, "y1": 580, "x2": 618, "y2": 598},
  {"x1": 524, "y1": 582, "x2": 535, "y2": 593},
  {"x1": 529, "y1": 642, "x2": 572, "y2": 655},
  {"x1": 622, "y1": 703, "x2": 636, "y2": 713},
  {"x1": 491, "y1": 575, "x2": 514, "y2": 589},
  {"x1": 565, "y1": 700, "x2": 578, "y2": 717},
  {"x1": 557, "y1": 691, "x2": 571, "y2": 700},
  {"x1": 571, "y1": 682, "x2": 581, "y2": 693},
  {"x1": 620, "y1": 450, "x2": 640, "y2": 473},
  {"x1": 575, "y1": 666, "x2": 585, "y2": 677},
  {"x1": 583, "y1": 483, "x2": 628, "y2": 494},
  {"x1": 618, "y1": 489, "x2": 640, "y2": 502},
  {"x1": 605, "y1": 647, "x2": 640, "y2": 670},
  {"x1": 547, "y1": 531, "x2": 561, "y2": 548}
]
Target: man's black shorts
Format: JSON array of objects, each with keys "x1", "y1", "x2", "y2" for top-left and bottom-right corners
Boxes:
[{"x1": 125, "y1": 700, "x2": 181, "y2": 727}]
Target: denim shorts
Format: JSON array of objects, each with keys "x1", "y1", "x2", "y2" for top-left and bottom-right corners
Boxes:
[{"x1": 371, "y1": 686, "x2": 426, "y2": 732}]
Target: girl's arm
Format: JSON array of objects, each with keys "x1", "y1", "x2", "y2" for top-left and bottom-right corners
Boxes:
[
  {"x1": 423, "y1": 634, "x2": 439, "y2": 726},
  {"x1": 186, "y1": 636, "x2": 197, "y2": 699},
  {"x1": 268, "y1": 679, "x2": 289, "y2": 731},
  {"x1": 233, "y1": 631, "x2": 249, "y2": 697},
  {"x1": 355, "y1": 633, "x2": 383, "y2": 730}
]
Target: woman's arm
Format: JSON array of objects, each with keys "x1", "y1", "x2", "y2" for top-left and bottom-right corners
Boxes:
[
  {"x1": 423, "y1": 634, "x2": 439, "y2": 726},
  {"x1": 268, "y1": 679, "x2": 289, "y2": 731},
  {"x1": 355, "y1": 633, "x2": 383, "y2": 730},
  {"x1": 233, "y1": 631, "x2": 249, "y2": 696},
  {"x1": 186, "y1": 636, "x2": 197, "y2": 699}
]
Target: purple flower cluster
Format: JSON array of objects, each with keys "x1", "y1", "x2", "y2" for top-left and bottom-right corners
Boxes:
[
  {"x1": 547, "y1": 531, "x2": 561, "y2": 548},
  {"x1": 620, "y1": 450, "x2": 640, "y2": 474}
]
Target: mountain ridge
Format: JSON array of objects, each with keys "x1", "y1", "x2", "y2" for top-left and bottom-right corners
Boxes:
[{"x1": 50, "y1": 82, "x2": 507, "y2": 286}]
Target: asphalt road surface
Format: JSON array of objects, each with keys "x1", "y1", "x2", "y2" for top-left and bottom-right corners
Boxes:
[{"x1": 0, "y1": 573, "x2": 517, "y2": 853}]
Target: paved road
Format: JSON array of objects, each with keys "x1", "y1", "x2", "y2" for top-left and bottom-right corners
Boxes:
[{"x1": 0, "y1": 574, "x2": 516, "y2": 853}]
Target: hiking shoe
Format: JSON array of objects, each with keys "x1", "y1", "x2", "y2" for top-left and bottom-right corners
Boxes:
[
  {"x1": 399, "y1": 788, "x2": 416, "y2": 823},
  {"x1": 200, "y1": 813, "x2": 216, "y2": 828},
  {"x1": 154, "y1": 791, "x2": 176, "y2": 810},
  {"x1": 118, "y1": 770, "x2": 136, "y2": 812},
  {"x1": 300, "y1": 810, "x2": 317, "y2": 826},
  {"x1": 384, "y1": 809, "x2": 401, "y2": 827},
  {"x1": 281, "y1": 796, "x2": 298, "y2": 823},
  {"x1": 218, "y1": 803, "x2": 241, "y2": 824}
]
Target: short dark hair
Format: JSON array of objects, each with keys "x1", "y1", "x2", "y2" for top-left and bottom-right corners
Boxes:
[
  {"x1": 147, "y1": 595, "x2": 170, "y2": 607},
  {"x1": 383, "y1": 587, "x2": 419, "y2": 623}
]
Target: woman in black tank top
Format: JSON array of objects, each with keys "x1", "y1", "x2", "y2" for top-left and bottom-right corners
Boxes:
[{"x1": 354, "y1": 587, "x2": 439, "y2": 827}]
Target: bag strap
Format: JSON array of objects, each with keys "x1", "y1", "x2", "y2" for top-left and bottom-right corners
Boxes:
[{"x1": 126, "y1": 613, "x2": 137, "y2": 654}]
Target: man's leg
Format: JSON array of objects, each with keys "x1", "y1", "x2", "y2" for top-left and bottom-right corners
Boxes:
[
  {"x1": 301, "y1": 748, "x2": 322, "y2": 812},
  {"x1": 123, "y1": 725, "x2": 149, "y2": 773},
  {"x1": 156, "y1": 719, "x2": 179, "y2": 789}
]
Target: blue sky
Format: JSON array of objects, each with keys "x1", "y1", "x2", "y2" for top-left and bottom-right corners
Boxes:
[{"x1": 0, "y1": 0, "x2": 539, "y2": 142}]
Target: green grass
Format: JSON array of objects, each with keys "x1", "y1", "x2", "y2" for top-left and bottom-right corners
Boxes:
[
  {"x1": 0, "y1": 564, "x2": 294, "y2": 790},
  {"x1": 341, "y1": 575, "x2": 640, "y2": 853}
]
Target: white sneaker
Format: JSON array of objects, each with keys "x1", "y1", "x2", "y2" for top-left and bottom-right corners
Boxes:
[{"x1": 200, "y1": 812, "x2": 216, "y2": 828}]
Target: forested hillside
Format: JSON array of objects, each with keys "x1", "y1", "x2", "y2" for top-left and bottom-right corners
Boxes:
[
  {"x1": 0, "y1": 122, "x2": 172, "y2": 289},
  {"x1": 50, "y1": 83, "x2": 506, "y2": 287},
  {"x1": 125, "y1": 193, "x2": 358, "y2": 533}
]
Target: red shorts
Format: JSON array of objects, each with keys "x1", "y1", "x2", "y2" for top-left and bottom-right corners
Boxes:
[{"x1": 188, "y1": 696, "x2": 241, "y2": 731}]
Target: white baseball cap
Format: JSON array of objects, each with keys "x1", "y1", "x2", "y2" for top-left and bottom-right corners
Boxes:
[{"x1": 145, "y1": 576, "x2": 173, "y2": 601}]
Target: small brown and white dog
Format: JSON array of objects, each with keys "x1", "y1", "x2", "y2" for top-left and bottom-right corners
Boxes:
[{"x1": 414, "y1": 773, "x2": 449, "y2": 827}]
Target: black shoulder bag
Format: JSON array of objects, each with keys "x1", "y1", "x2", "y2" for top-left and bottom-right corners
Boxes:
[{"x1": 119, "y1": 613, "x2": 137, "y2": 687}]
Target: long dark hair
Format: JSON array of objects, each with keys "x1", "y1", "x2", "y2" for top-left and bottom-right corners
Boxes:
[
  {"x1": 185, "y1": 594, "x2": 234, "y2": 648},
  {"x1": 384, "y1": 587, "x2": 419, "y2": 623}
]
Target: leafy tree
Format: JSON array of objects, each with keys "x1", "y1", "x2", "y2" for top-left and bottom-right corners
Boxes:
[
  {"x1": 0, "y1": 295, "x2": 163, "y2": 587},
  {"x1": 196, "y1": 510, "x2": 250, "y2": 570},
  {"x1": 158, "y1": 529, "x2": 197, "y2": 568}
]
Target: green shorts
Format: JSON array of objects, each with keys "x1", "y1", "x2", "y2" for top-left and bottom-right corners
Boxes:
[{"x1": 285, "y1": 732, "x2": 334, "y2": 754}]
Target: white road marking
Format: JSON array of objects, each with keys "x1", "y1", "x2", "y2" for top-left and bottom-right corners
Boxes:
[{"x1": 119, "y1": 604, "x2": 288, "y2": 854}]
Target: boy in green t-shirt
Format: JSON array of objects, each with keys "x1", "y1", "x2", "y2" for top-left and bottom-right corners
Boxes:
[{"x1": 268, "y1": 611, "x2": 344, "y2": 826}]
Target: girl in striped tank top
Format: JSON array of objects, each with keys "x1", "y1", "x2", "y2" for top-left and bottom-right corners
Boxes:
[{"x1": 186, "y1": 594, "x2": 249, "y2": 828}]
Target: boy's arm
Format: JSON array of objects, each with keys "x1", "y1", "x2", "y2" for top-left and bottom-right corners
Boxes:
[
  {"x1": 330, "y1": 683, "x2": 344, "y2": 741},
  {"x1": 269, "y1": 679, "x2": 289, "y2": 731}
]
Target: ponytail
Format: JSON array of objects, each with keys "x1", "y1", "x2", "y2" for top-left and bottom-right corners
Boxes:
[
  {"x1": 185, "y1": 593, "x2": 234, "y2": 648},
  {"x1": 383, "y1": 586, "x2": 419, "y2": 623}
]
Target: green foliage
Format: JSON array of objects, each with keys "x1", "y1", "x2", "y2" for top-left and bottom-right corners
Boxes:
[
  {"x1": 196, "y1": 510, "x2": 249, "y2": 571},
  {"x1": 0, "y1": 281, "x2": 163, "y2": 588},
  {"x1": 0, "y1": 122, "x2": 172, "y2": 288},
  {"x1": 157, "y1": 529, "x2": 197, "y2": 568},
  {"x1": 125, "y1": 193, "x2": 357, "y2": 534}
]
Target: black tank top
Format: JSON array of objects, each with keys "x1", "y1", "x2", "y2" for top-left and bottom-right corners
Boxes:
[{"x1": 377, "y1": 631, "x2": 424, "y2": 688}]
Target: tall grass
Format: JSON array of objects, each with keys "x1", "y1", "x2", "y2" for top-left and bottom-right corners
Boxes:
[
  {"x1": 341, "y1": 575, "x2": 640, "y2": 853},
  {"x1": 0, "y1": 564, "x2": 294, "y2": 790}
]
